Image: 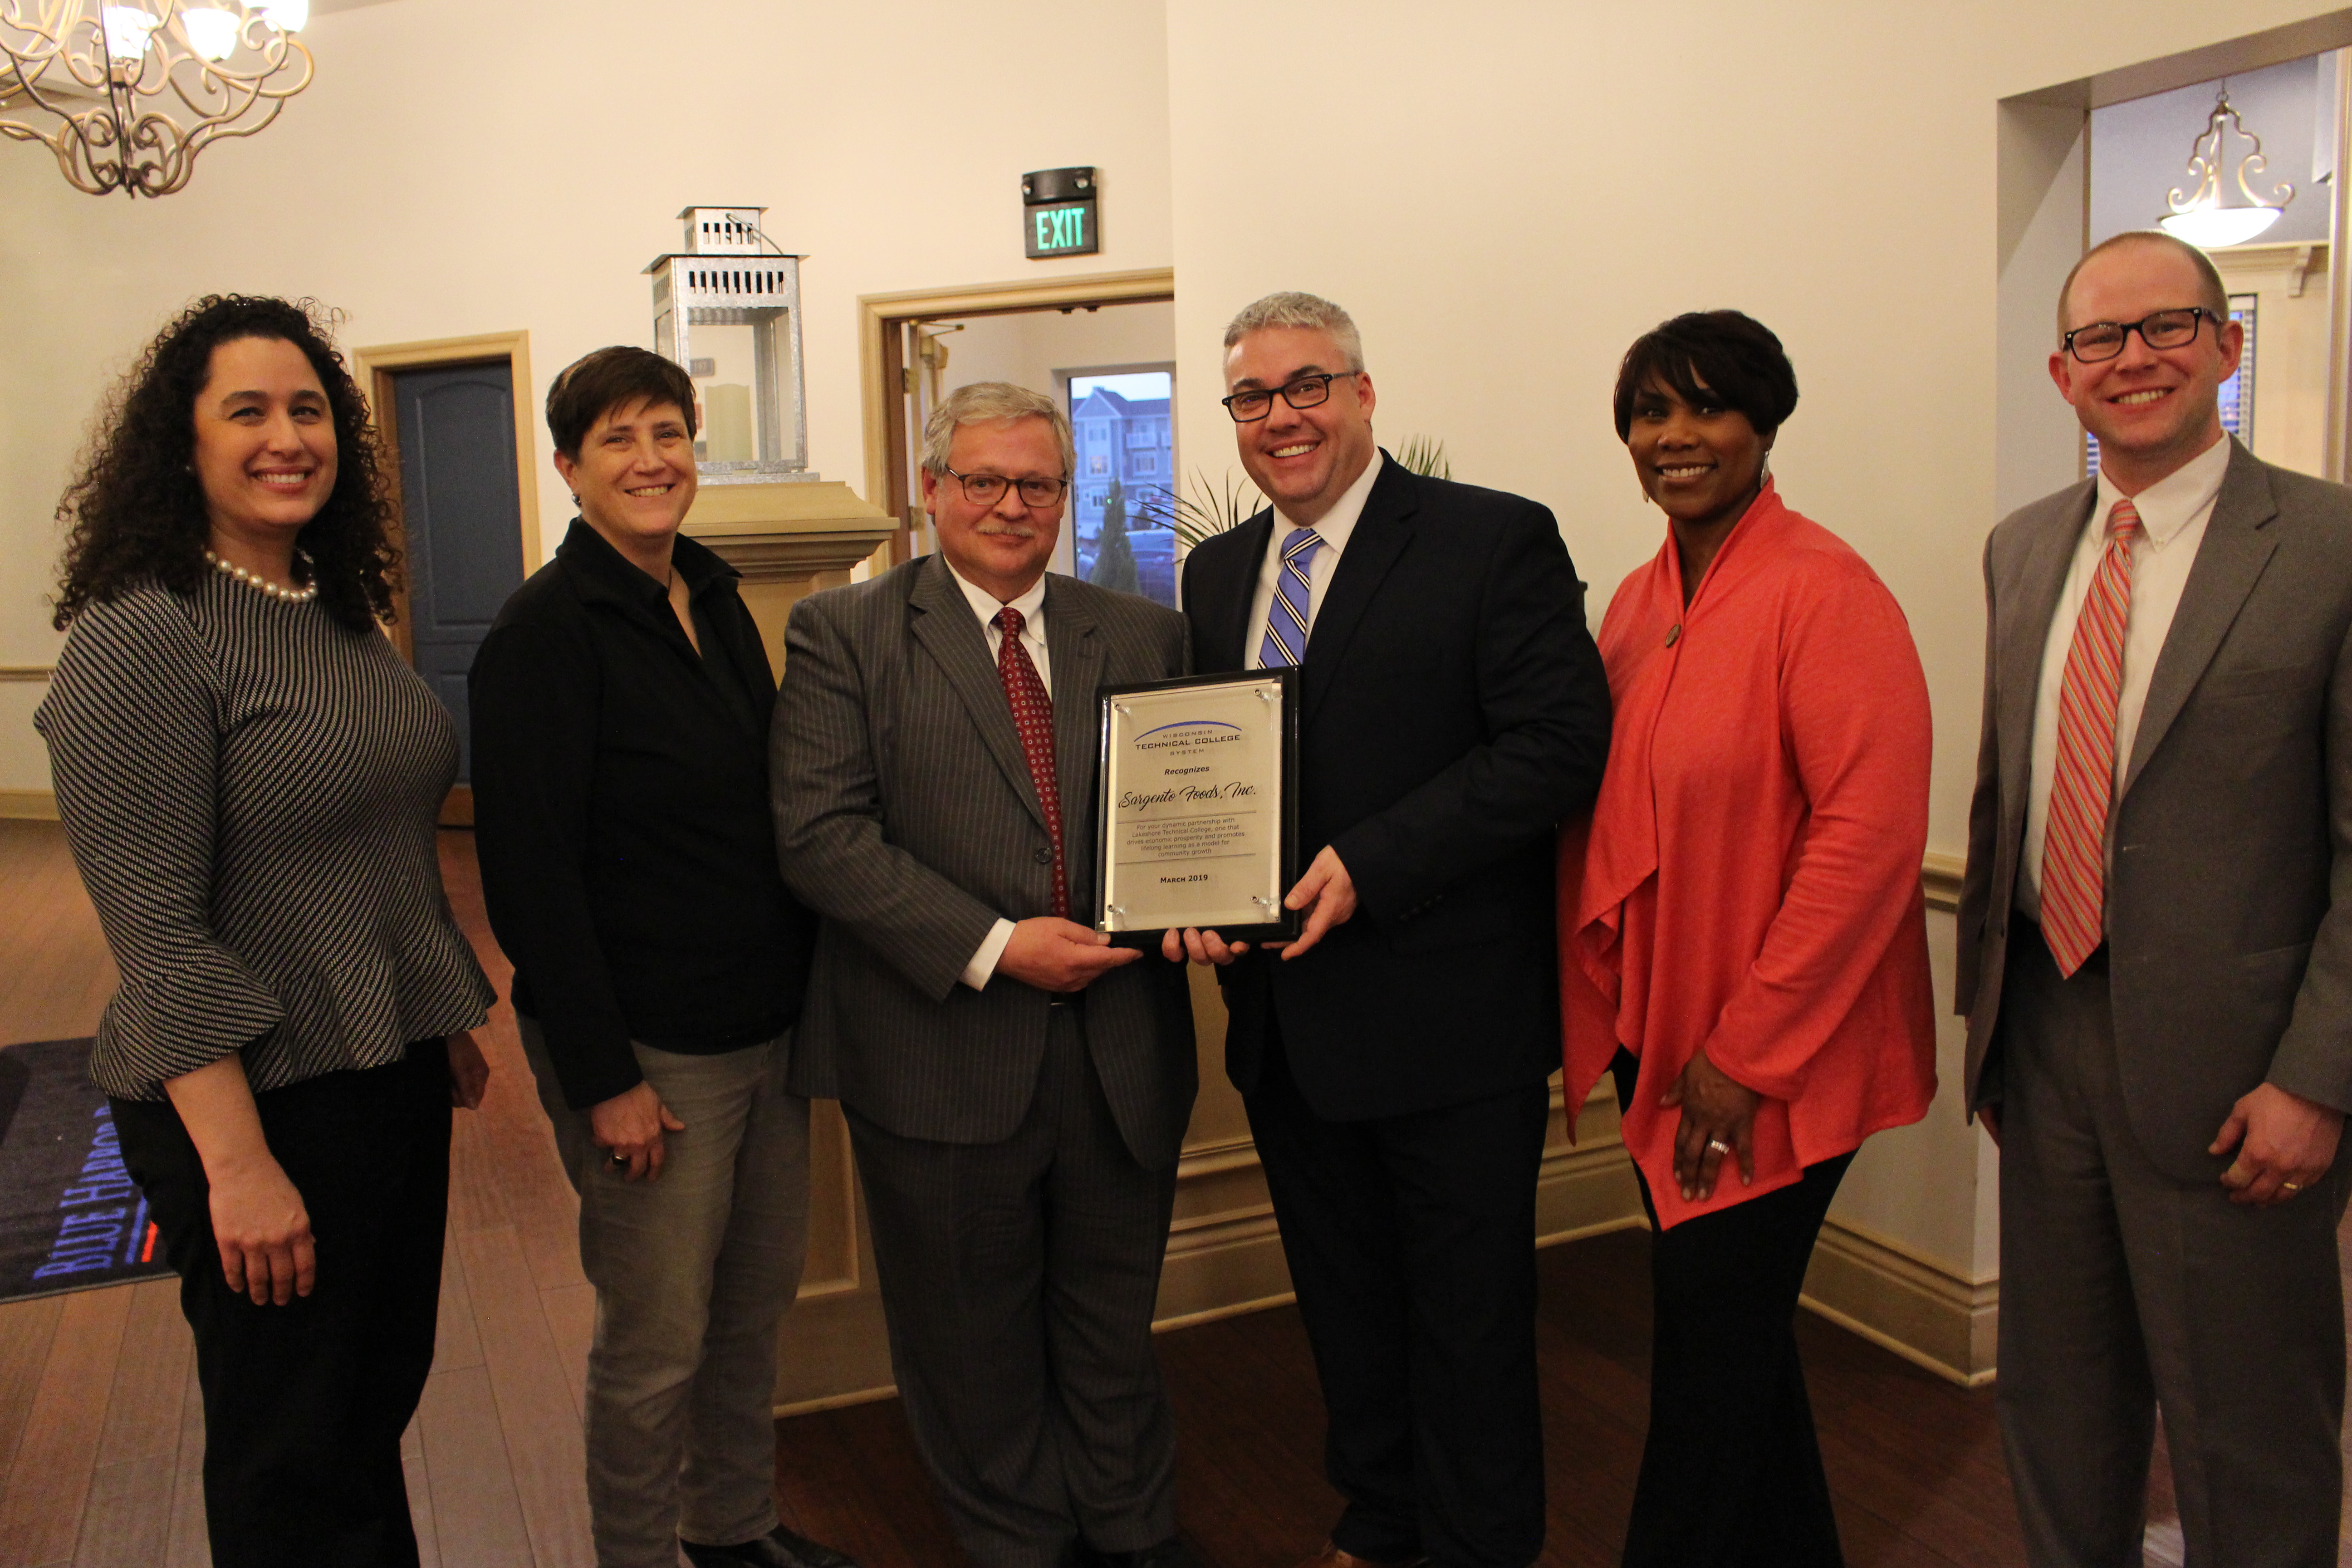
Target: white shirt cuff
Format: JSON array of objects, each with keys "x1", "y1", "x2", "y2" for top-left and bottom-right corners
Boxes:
[{"x1": 961, "y1": 918, "x2": 1016, "y2": 990}]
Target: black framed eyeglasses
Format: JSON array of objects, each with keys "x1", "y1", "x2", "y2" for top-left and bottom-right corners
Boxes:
[
  {"x1": 1221, "y1": 370, "x2": 1362, "y2": 423},
  {"x1": 942, "y1": 467, "x2": 1068, "y2": 507},
  {"x1": 2062, "y1": 307, "x2": 2217, "y2": 363}
]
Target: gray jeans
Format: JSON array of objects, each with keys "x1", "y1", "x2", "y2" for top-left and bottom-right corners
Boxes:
[{"x1": 521, "y1": 1019, "x2": 812, "y2": 1568}]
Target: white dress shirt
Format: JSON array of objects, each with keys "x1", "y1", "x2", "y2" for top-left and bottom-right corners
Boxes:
[
  {"x1": 947, "y1": 564, "x2": 1051, "y2": 990},
  {"x1": 1244, "y1": 451, "x2": 1386, "y2": 668},
  {"x1": 2017, "y1": 435, "x2": 2231, "y2": 923}
]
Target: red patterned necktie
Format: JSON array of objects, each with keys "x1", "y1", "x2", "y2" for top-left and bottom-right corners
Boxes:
[
  {"x1": 2040, "y1": 497, "x2": 2145, "y2": 977},
  {"x1": 995, "y1": 607, "x2": 1066, "y2": 918}
]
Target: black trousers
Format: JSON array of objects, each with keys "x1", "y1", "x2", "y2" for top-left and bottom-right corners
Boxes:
[
  {"x1": 1245, "y1": 1025, "x2": 1551, "y2": 1568},
  {"x1": 1611, "y1": 1052, "x2": 1850, "y2": 1568},
  {"x1": 113, "y1": 1040, "x2": 452, "y2": 1568}
]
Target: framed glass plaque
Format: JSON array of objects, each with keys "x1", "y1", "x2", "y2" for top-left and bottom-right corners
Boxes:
[{"x1": 1093, "y1": 668, "x2": 1300, "y2": 945}]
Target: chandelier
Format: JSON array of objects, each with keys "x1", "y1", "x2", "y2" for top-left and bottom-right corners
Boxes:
[
  {"x1": 0, "y1": 0, "x2": 311, "y2": 198},
  {"x1": 2159, "y1": 84, "x2": 2292, "y2": 250}
]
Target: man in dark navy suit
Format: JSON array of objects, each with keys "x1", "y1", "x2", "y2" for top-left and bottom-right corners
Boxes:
[{"x1": 1167, "y1": 293, "x2": 1611, "y2": 1568}]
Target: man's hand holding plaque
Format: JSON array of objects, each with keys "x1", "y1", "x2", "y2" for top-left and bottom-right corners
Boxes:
[{"x1": 1160, "y1": 843, "x2": 1358, "y2": 965}]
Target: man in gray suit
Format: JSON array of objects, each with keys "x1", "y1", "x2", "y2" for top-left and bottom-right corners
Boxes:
[
  {"x1": 772, "y1": 382, "x2": 1198, "y2": 1568},
  {"x1": 1959, "y1": 230, "x2": 2352, "y2": 1567}
]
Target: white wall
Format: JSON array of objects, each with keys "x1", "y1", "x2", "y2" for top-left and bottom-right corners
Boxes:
[
  {"x1": 1163, "y1": 0, "x2": 2352, "y2": 1283},
  {"x1": 0, "y1": 0, "x2": 1173, "y2": 787}
]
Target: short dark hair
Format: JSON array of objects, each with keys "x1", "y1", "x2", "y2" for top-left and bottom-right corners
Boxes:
[
  {"x1": 54, "y1": 294, "x2": 399, "y2": 633},
  {"x1": 1611, "y1": 310, "x2": 1800, "y2": 443},
  {"x1": 545, "y1": 346, "x2": 697, "y2": 460},
  {"x1": 2056, "y1": 230, "x2": 2231, "y2": 338}
]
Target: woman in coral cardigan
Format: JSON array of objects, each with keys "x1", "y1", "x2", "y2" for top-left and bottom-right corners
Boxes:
[{"x1": 1560, "y1": 310, "x2": 1938, "y2": 1566}]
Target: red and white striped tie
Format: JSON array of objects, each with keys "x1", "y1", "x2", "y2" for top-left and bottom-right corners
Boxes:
[{"x1": 2040, "y1": 497, "x2": 2143, "y2": 977}]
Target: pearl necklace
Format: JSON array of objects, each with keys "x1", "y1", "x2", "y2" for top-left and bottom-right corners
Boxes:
[{"x1": 204, "y1": 549, "x2": 318, "y2": 604}]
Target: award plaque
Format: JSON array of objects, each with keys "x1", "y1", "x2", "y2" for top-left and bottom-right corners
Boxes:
[{"x1": 1093, "y1": 668, "x2": 1300, "y2": 945}]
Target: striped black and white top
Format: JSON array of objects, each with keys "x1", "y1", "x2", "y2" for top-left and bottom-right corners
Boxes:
[{"x1": 36, "y1": 574, "x2": 493, "y2": 1101}]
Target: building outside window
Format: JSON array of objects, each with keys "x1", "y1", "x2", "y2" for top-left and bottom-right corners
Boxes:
[{"x1": 1064, "y1": 367, "x2": 1176, "y2": 605}]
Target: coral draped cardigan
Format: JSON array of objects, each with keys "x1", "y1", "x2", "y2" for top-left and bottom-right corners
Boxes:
[{"x1": 1558, "y1": 480, "x2": 1937, "y2": 1229}]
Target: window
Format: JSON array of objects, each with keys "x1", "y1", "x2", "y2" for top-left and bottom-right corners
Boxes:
[{"x1": 1063, "y1": 363, "x2": 1178, "y2": 608}]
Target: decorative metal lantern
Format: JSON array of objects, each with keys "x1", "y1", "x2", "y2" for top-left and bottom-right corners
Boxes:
[{"x1": 646, "y1": 205, "x2": 815, "y2": 484}]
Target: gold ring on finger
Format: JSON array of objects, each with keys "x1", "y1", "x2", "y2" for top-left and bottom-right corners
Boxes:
[
  {"x1": 2282, "y1": 1181, "x2": 2304, "y2": 1193},
  {"x1": 1706, "y1": 1139, "x2": 1732, "y2": 1156}
]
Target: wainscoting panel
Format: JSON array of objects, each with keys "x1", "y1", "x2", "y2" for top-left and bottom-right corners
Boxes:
[{"x1": 772, "y1": 963, "x2": 1649, "y2": 1414}]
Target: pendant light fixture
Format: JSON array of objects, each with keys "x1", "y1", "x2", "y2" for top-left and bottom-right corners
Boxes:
[
  {"x1": 0, "y1": 0, "x2": 312, "y2": 197},
  {"x1": 2159, "y1": 83, "x2": 2293, "y2": 249}
]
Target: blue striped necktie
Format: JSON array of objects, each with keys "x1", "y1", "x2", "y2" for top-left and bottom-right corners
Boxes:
[{"x1": 1259, "y1": 527, "x2": 1327, "y2": 668}]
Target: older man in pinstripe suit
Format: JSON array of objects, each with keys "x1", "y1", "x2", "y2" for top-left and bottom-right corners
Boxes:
[{"x1": 773, "y1": 382, "x2": 1199, "y2": 1568}]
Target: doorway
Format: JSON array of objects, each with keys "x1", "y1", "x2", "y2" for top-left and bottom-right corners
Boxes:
[
  {"x1": 1995, "y1": 17, "x2": 2352, "y2": 517},
  {"x1": 2086, "y1": 50, "x2": 2338, "y2": 479},
  {"x1": 358, "y1": 332, "x2": 543, "y2": 825},
  {"x1": 903, "y1": 303, "x2": 1177, "y2": 605},
  {"x1": 857, "y1": 268, "x2": 1176, "y2": 586}
]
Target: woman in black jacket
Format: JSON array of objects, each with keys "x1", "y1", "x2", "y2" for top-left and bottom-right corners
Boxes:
[{"x1": 469, "y1": 346, "x2": 844, "y2": 1568}]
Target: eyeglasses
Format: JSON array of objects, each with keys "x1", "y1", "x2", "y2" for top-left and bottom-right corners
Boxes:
[
  {"x1": 941, "y1": 467, "x2": 1068, "y2": 507},
  {"x1": 1220, "y1": 371, "x2": 1362, "y2": 423},
  {"x1": 2062, "y1": 307, "x2": 2217, "y2": 363}
]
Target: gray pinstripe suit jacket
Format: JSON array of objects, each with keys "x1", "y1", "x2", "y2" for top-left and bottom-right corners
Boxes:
[
  {"x1": 771, "y1": 554, "x2": 1198, "y2": 1169},
  {"x1": 1959, "y1": 441, "x2": 2352, "y2": 1177}
]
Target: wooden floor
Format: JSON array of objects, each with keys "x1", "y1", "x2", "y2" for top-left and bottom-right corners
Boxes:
[
  {"x1": 0, "y1": 816, "x2": 2343, "y2": 1566},
  {"x1": 774, "y1": 1230, "x2": 2039, "y2": 1568}
]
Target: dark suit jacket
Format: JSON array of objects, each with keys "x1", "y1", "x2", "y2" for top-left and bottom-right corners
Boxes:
[
  {"x1": 1958, "y1": 441, "x2": 2352, "y2": 1180},
  {"x1": 471, "y1": 521, "x2": 816, "y2": 1110},
  {"x1": 771, "y1": 555, "x2": 1197, "y2": 1169},
  {"x1": 1181, "y1": 455, "x2": 1612, "y2": 1121}
]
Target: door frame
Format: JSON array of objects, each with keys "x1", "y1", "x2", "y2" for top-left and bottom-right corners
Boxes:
[
  {"x1": 857, "y1": 268, "x2": 1174, "y2": 565},
  {"x1": 358, "y1": 329, "x2": 545, "y2": 657},
  {"x1": 356, "y1": 330, "x2": 543, "y2": 824}
]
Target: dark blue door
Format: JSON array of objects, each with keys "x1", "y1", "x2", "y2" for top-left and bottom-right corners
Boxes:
[{"x1": 393, "y1": 362, "x2": 527, "y2": 788}]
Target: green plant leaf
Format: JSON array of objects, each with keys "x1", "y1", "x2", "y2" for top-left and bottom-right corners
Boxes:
[
  {"x1": 1156, "y1": 468, "x2": 1267, "y2": 553},
  {"x1": 1394, "y1": 435, "x2": 1451, "y2": 480}
]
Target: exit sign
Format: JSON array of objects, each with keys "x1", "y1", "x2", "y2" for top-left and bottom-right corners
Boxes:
[
  {"x1": 1027, "y1": 201, "x2": 1097, "y2": 258},
  {"x1": 1022, "y1": 167, "x2": 1100, "y2": 259}
]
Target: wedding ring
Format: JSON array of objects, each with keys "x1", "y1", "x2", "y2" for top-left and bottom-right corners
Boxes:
[
  {"x1": 2282, "y1": 1181, "x2": 2304, "y2": 1193},
  {"x1": 610, "y1": 1152, "x2": 630, "y2": 1168},
  {"x1": 1705, "y1": 1139, "x2": 1732, "y2": 1156}
]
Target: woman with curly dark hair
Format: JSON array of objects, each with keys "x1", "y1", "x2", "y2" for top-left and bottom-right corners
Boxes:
[{"x1": 35, "y1": 294, "x2": 495, "y2": 1568}]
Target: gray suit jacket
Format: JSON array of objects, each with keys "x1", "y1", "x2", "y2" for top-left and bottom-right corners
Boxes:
[
  {"x1": 1958, "y1": 441, "x2": 2352, "y2": 1179},
  {"x1": 771, "y1": 554, "x2": 1197, "y2": 1168}
]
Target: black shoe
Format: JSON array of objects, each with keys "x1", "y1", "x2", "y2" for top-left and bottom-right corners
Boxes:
[
  {"x1": 1078, "y1": 1537, "x2": 1210, "y2": 1568},
  {"x1": 680, "y1": 1524, "x2": 862, "y2": 1568}
]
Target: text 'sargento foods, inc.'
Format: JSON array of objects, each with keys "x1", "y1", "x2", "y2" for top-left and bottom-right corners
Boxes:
[{"x1": 1118, "y1": 782, "x2": 1259, "y2": 812}]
